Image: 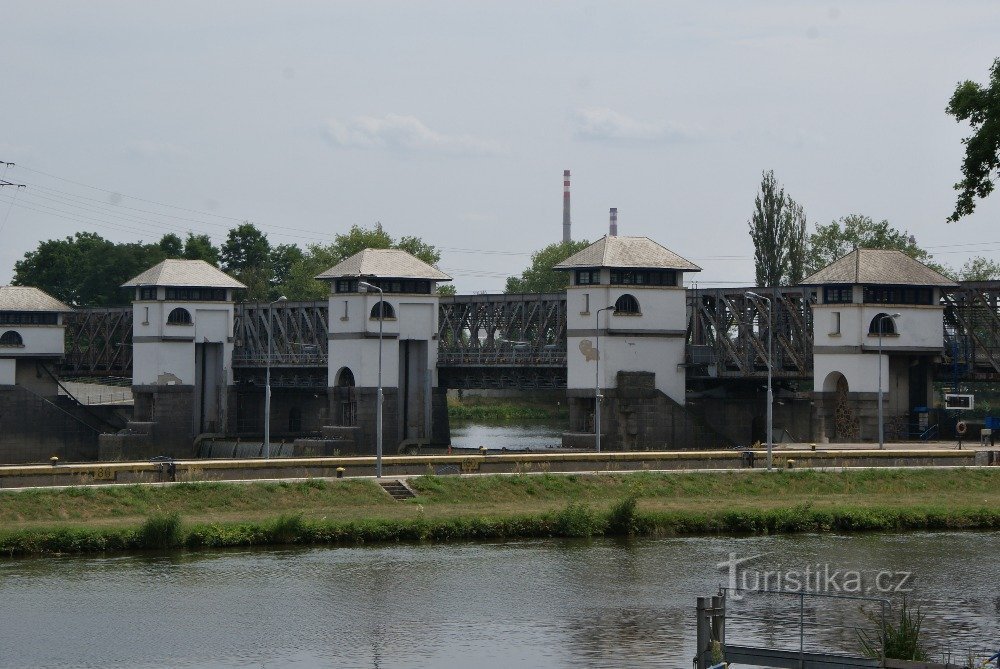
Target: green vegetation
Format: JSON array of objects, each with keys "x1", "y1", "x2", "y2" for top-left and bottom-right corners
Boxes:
[
  {"x1": 946, "y1": 57, "x2": 1000, "y2": 223},
  {"x1": 858, "y1": 600, "x2": 929, "y2": 661},
  {"x1": 1, "y1": 470, "x2": 999, "y2": 557},
  {"x1": 446, "y1": 394, "x2": 567, "y2": 421},
  {"x1": 504, "y1": 239, "x2": 591, "y2": 294}
]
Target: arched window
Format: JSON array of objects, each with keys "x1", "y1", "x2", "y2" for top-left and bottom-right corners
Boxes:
[
  {"x1": 167, "y1": 308, "x2": 192, "y2": 325},
  {"x1": 335, "y1": 367, "x2": 355, "y2": 387},
  {"x1": 614, "y1": 294, "x2": 640, "y2": 315},
  {"x1": 370, "y1": 301, "x2": 395, "y2": 320},
  {"x1": 0, "y1": 330, "x2": 23, "y2": 347},
  {"x1": 868, "y1": 313, "x2": 897, "y2": 336}
]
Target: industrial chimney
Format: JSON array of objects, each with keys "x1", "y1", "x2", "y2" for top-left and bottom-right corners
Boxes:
[
  {"x1": 562, "y1": 170, "x2": 571, "y2": 243},
  {"x1": 609, "y1": 207, "x2": 618, "y2": 237}
]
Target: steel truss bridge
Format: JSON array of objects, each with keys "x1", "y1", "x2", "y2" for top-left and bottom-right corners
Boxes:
[{"x1": 59, "y1": 282, "x2": 1000, "y2": 388}]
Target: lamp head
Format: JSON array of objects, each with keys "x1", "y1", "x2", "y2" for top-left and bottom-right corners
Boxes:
[{"x1": 358, "y1": 280, "x2": 378, "y2": 293}]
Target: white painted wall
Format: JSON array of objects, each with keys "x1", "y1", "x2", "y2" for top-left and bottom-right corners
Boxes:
[
  {"x1": 327, "y1": 291, "x2": 440, "y2": 388},
  {"x1": 134, "y1": 341, "x2": 196, "y2": 386},
  {"x1": 566, "y1": 282, "x2": 688, "y2": 403},
  {"x1": 814, "y1": 353, "x2": 886, "y2": 393},
  {"x1": 814, "y1": 303, "x2": 943, "y2": 350},
  {"x1": 132, "y1": 299, "x2": 235, "y2": 386},
  {"x1": 0, "y1": 358, "x2": 15, "y2": 384},
  {"x1": 0, "y1": 325, "x2": 65, "y2": 357}
]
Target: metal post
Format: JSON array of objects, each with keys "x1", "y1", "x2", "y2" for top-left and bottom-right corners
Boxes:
[
  {"x1": 595, "y1": 305, "x2": 616, "y2": 453},
  {"x1": 711, "y1": 594, "x2": 725, "y2": 647},
  {"x1": 747, "y1": 292, "x2": 773, "y2": 470},
  {"x1": 877, "y1": 313, "x2": 900, "y2": 450},
  {"x1": 359, "y1": 281, "x2": 384, "y2": 478},
  {"x1": 264, "y1": 295, "x2": 287, "y2": 460},
  {"x1": 695, "y1": 596, "x2": 711, "y2": 669}
]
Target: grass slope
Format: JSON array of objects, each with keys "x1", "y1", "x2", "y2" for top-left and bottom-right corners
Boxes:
[{"x1": 1, "y1": 469, "x2": 998, "y2": 556}]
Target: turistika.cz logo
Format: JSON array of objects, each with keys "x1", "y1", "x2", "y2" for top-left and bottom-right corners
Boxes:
[{"x1": 717, "y1": 552, "x2": 914, "y2": 600}]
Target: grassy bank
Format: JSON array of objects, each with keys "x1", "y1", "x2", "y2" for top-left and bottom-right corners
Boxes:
[
  {"x1": 2, "y1": 469, "x2": 999, "y2": 556},
  {"x1": 446, "y1": 394, "x2": 567, "y2": 421}
]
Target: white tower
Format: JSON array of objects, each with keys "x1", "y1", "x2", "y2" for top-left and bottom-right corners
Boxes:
[
  {"x1": 803, "y1": 249, "x2": 956, "y2": 443},
  {"x1": 554, "y1": 236, "x2": 701, "y2": 449},
  {"x1": 122, "y1": 260, "x2": 245, "y2": 451},
  {"x1": 317, "y1": 249, "x2": 451, "y2": 452},
  {"x1": 0, "y1": 286, "x2": 71, "y2": 394}
]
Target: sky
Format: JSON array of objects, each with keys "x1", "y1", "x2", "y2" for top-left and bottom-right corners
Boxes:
[{"x1": 1, "y1": 1, "x2": 998, "y2": 292}]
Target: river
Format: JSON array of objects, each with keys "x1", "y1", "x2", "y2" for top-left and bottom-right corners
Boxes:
[{"x1": 2, "y1": 532, "x2": 998, "y2": 668}]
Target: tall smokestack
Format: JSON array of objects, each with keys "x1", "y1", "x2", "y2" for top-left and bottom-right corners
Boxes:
[
  {"x1": 609, "y1": 207, "x2": 618, "y2": 237},
  {"x1": 562, "y1": 170, "x2": 571, "y2": 243}
]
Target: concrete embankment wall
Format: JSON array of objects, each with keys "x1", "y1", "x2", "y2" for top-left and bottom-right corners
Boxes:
[{"x1": 0, "y1": 449, "x2": 995, "y2": 489}]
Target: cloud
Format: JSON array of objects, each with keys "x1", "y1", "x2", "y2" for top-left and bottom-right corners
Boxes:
[
  {"x1": 572, "y1": 107, "x2": 701, "y2": 143},
  {"x1": 123, "y1": 140, "x2": 190, "y2": 159},
  {"x1": 325, "y1": 114, "x2": 505, "y2": 156}
]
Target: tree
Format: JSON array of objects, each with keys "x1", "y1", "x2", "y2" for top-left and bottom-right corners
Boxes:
[
  {"x1": 804, "y1": 215, "x2": 941, "y2": 276},
  {"x1": 946, "y1": 57, "x2": 1000, "y2": 222},
  {"x1": 12, "y1": 232, "x2": 167, "y2": 306},
  {"x1": 182, "y1": 233, "x2": 220, "y2": 265},
  {"x1": 220, "y1": 222, "x2": 272, "y2": 299},
  {"x1": 505, "y1": 240, "x2": 590, "y2": 293},
  {"x1": 748, "y1": 170, "x2": 790, "y2": 287},
  {"x1": 276, "y1": 223, "x2": 445, "y2": 300},
  {"x1": 785, "y1": 198, "x2": 808, "y2": 285},
  {"x1": 157, "y1": 233, "x2": 184, "y2": 257},
  {"x1": 956, "y1": 256, "x2": 1000, "y2": 281}
]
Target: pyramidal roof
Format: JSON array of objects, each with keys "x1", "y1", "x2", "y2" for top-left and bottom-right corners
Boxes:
[
  {"x1": 122, "y1": 259, "x2": 246, "y2": 288},
  {"x1": 0, "y1": 286, "x2": 73, "y2": 312},
  {"x1": 800, "y1": 249, "x2": 956, "y2": 287},
  {"x1": 316, "y1": 248, "x2": 451, "y2": 281},
  {"x1": 553, "y1": 236, "x2": 701, "y2": 272}
]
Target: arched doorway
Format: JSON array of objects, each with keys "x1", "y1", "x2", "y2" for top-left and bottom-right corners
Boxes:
[
  {"x1": 334, "y1": 367, "x2": 357, "y2": 426},
  {"x1": 823, "y1": 371, "x2": 859, "y2": 442}
]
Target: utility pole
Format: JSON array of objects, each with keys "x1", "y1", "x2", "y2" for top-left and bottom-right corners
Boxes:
[{"x1": 0, "y1": 162, "x2": 26, "y2": 235}]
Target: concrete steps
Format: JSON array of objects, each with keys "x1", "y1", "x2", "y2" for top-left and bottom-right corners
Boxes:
[{"x1": 378, "y1": 479, "x2": 416, "y2": 501}]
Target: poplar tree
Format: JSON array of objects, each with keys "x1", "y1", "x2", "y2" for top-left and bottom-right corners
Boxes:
[{"x1": 748, "y1": 170, "x2": 788, "y2": 287}]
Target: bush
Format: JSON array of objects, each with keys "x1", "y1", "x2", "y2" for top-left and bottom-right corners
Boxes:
[{"x1": 138, "y1": 512, "x2": 182, "y2": 549}]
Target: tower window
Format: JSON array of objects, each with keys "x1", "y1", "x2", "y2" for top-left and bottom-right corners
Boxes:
[
  {"x1": 370, "y1": 301, "x2": 395, "y2": 320},
  {"x1": 167, "y1": 308, "x2": 193, "y2": 325},
  {"x1": 614, "y1": 294, "x2": 640, "y2": 315}
]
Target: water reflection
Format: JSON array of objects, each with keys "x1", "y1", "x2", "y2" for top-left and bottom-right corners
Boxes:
[
  {"x1": 1, "y1": 533, "x2": 998, "y2": 668},
  {"x1": 449, "y1": 420, "x2": 565, "y2": 450}
]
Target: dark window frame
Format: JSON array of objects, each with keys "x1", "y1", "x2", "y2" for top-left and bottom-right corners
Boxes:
[
  {"x1": 862, "y1": 285, "x2": 933, "y2": 305},
  {"x1": 0, "y1": 330, "x2": 24, "y2": 347},
  {"x1": 614, "y1": 293, "x2": 641, "y2": 315},
  {"x1": 164, "y1": 287, "x2": 227, "y2": 301},
  {"x1": 0, "y1": 311, "x2": 58, "y2": 325},
  {"x1": 369, "y1": 301, "x2": 396, "y2": 320},
  {"x1": 823, "y1": 286, "x2": 854, "y2": 304},
  {"x1": 167, "y1": 307, "x2": 193, "y2": 325},
  {"x1": 609, "y1": 270, "x2": 677, "y2": 287}
]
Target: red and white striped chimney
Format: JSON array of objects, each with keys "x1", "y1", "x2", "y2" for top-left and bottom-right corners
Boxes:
[
  {"x1": 609, "y1": 207, "x2": 618, "y2": 237},
  {"x1": 562, "y1": 170, "x2": 571, "y2": 243}
]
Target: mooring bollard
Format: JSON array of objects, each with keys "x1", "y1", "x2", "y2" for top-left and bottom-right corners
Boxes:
[
  {"x1": 786, "y1": 458, "x2": 795, "y2": 469},
  {"x1": 49, "y1": 456, "x2": 59, "y2": 467},
  {"x1": 336, "y1": 467, "x2": 345, "y2": 479}
]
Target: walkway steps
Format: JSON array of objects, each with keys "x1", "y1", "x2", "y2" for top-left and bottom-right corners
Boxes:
[{"x1": 378, "y1": 480, "x2": 416, "y2": 501}]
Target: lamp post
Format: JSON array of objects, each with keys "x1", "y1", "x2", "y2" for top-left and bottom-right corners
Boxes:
[
  {"x1": 358, "y1": 281, "x2": 384, "y2": 478},
  {"x1": 877, "y1": 312, "x2": 901, "y2": 450},
  {"x1": 746, "y1": 292, "x2": 773, "y2": 471},
  {"x1": 264, "y1": 295, "x2": 287, "y2": 460},
  {"x1": 594, "y1": 305, "x2": 616, "y2": 453}
]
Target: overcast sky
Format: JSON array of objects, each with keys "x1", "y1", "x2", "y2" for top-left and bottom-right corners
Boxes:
[{"x1": 1, "y1": 1, "x2": 998, "y2": 292}]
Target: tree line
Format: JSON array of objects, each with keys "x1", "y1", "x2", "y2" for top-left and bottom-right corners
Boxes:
[{"x1": 11, "y1": 223, "x2": 450, "y2": 307}]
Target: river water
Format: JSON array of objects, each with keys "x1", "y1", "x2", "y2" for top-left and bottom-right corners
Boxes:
[
  {"x1": 449, "y1": 419, "x2": 565, "y2": 450},
  {"x1": 2, "y1": 532, "x2": 998, "y2": 668}
]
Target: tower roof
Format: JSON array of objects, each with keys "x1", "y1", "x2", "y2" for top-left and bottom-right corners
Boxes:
[
  {"x1": 0, "y1": 286, "x2": 72, "y2": 312},
  {"x1": 316, "y1": 249, "x2": 451, "y2": 281},
  {"x1": 800, "y1": 249, "x2": 956, "y2": 287},
  {"x1": 553, "y1": 236, "x2": 701, "y2": 272},
  {"x1": 122, "y1": 259, "x2": 246, "y2": 289}
]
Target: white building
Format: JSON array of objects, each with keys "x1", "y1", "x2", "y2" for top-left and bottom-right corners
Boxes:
[
  {"x1": 0, "y1": 286, "x2": 72, "y2": 394},
  {"x1": 802, "y1": 249, "x2": 956, "y2": 442},
  {"x1": 317, "y1": 249, "x2": 451, "y2": 451},
  {"x1": 554, "y1": 236, "x2": 701, "y2": 449},
  {"x1": 122, "y1": 259, "x2": 245, "y2": 446}
]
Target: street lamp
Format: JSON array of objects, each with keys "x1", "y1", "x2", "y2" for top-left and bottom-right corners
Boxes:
[
  {"x1": 358, "y1": 280, "x2": 384, "y2": 478},
  {"x1": 264, "y1": 295, "x2": 287, "y2": 460},
  {"x1": 746, "y1": 291, "x2": 773, "y2": 471},
  {"x1": 594, "y1": 305, "x2": 616, "y2": 453},
  {"x1": 877, "y1": 312, "x2": 901, "y2": 450}
]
